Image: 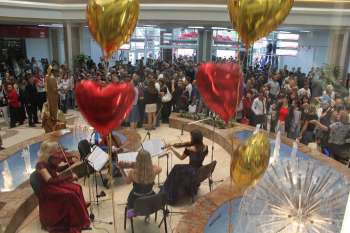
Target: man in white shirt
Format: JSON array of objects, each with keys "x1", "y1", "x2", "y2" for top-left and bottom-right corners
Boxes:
[
  {"x1": 298, "y1": 81, "x2": 311, "y2": 99},
  {"x1": 267, "y1": 74, "x2": 280, "y2": 98},
  {"x1": 251, "y1": 92, "x2": 266, "y2": 126}
]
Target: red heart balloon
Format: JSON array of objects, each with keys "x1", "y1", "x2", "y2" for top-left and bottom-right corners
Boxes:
[
  {"x1": 75, "y1": 80, "x2": 135, "y2": 136},
  {"x1": 196, "y1": 63, "x2": 244, "y2": 123}
]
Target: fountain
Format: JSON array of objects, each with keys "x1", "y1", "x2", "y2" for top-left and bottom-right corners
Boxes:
[
  {"x1": 1, "y1": 160, "x2": 14, "y2": 192},
  {"x1": 270, "y1": 131, "x2": 281, "y2": 165},
  {"x1": 22, "y1": 145, "x2": 34, "y2": 175}
]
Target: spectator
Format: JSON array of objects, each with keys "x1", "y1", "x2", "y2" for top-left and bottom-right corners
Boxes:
[
  {"x1": 144, "y1": 80, "x2": 159, "y2": 130},
  {"x1": 311, "y1": 110, "x2": 350, "y2": 163},
  {"x1": 298, "y1": 81, "x2": 311, "y2": 99},
  {"x1": 25, "y1": 75, "x2": 39, "y2": 127},
  {"x1": 288, "y1": 100, "x2": 302, "y2": 139},
  {"x1": 0, "y1": 83, "x2": 9, "y2": 126},
  {"x1": 159, "y1": 78, "x2": 172, "y2": 123},
  {"x1": 34, "y1": 67, "x2": 46, "y2": 112},
  {"x1": 58, "y1": 73, "x2": 70, "y2": 114},
  {"x1": 7, "y1": 84, "x2": 23, "y2": 128},
  {"x1": 268, "y1": 74, "x2": 280, "y2": 99},
  {"x1": 128, "y1": 79, "x2": 140, "y2": 129},
  {"x1": 276, "y1": 96, "x2": 290, "y2": 136},
  {"x1": 299, "y1": 104, "x2": 318, "y2": 145},
  {"x1": 310, "y1": 74, "x2": 323, "y2": 100},
  {"x1": 251, "y1": 91, "x2": 267, "y2": 127},
  {"x1": 242, "y1": 90, "x2": 253, "y2": 124}
]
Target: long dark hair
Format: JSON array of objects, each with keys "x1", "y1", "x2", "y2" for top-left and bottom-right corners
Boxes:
[{"x1": 191, "y1": 130, "x2": 203, "y2": 146}]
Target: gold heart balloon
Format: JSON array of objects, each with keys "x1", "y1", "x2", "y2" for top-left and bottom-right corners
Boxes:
[
  {"x1": 86, "y1": 0, "x2": 140, "y2": 59},
  {"x1": 231, "y1": 132, "x2": 270, "y2": 189},
  {"x1": 227, "y1": 0, "x2": 294, "y2": 48}
]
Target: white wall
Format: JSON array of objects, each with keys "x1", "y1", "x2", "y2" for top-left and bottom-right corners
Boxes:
[
  {"x1": 81, "y1": 27, "x2": 91, "y2": 56},
  {"x1": 80, "y1": 27, "x2": 103, "y2": 63},
  {"x1": 25, "y1": 38, "x2": 50, "y2": 61},
  {"x1": 279, "y1": 30, "x2": 330, "y2": 73},
  {"x1": 57, "y1": 28, "x2": 65, "y2": 65}
]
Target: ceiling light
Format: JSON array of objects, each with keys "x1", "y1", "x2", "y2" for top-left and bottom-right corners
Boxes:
[
  {"x1": 278, "y1": 31, "x2": 291, "y2": 34},
  {"x1": 38, "y1": 24, "x2": 63, "y2": 28},
  {"x1": 300, "y1": 30, "x2": 311, "y2": 33},
  {"x1": 188, "y1": 26, "x2": 204, "y2": 29},
  {"x1": 211, "y1": 27, "x2": 229, "y2": 30}
]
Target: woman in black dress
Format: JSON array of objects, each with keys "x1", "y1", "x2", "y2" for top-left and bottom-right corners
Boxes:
[{"x1": 163, "y1": 130, "x2": 208, "y2": 205}]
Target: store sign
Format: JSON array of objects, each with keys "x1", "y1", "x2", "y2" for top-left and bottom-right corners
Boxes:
[
  {"x1": 277, "y1": 41, "x2": 298, "y2": 49},
  {"x1": 277, "y1": 33, "x2": 299, "y2": 40},
  {"x1": 161, "y1": 31, "x2": 173, "y2": 45},
  {"x1": 0, "y1": 25, "x2": 48, "y2": 38}
]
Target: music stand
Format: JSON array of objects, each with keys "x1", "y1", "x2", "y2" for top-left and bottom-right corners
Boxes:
[
  {"x1": 78, "y1": 140, "x2": 109, "y2": 205},
  {"x1": 78, "y1": 140, "x2": 112, "y2": 225}
]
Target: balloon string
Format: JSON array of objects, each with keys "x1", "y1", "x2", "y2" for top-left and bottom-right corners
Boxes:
[
  {"x1": 108, "y1": 133, "x2": 118, "y2": 232},
  {"x1": 228, "y1": 139, "x2": 235, "y2": 233}
]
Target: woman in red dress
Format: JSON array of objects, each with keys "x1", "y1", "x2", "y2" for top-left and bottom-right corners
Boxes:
[{"x1": 35, "y1": 140, "x2": 90, "y2": 233}]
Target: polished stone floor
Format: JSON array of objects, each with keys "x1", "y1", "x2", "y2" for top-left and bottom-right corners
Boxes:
[{"x1": 2, "y1": 113, "x2": 231, "y2": 233}]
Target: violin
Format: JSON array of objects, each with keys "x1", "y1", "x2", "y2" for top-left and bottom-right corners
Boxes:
[{"x1": 165, "y1": 141, "x2": 193, "y2": 149}]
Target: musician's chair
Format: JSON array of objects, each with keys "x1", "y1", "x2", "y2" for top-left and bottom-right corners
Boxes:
[
  {"x1": 29, "y1": 170, "x2": 42, "y2": 196},
  {"x1": 124, "y1": 192, "x2": 168, "y2": 233},
  {"x1": 191, "y1": 160, "x2": 217, "y2": 202}
]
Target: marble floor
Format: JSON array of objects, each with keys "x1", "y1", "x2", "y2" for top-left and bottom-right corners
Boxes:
[{"x1": 2, "y1": 114, "x2": 231, "y2": 233}]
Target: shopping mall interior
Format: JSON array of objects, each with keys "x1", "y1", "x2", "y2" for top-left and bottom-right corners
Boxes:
[{"x1": 0, "y1": 1, "x2": 350, "y2": 233}]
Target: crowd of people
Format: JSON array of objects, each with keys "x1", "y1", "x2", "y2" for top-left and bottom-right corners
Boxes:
[
  {"x1": 1, "y1": 55, "x2": 349, "y2": 233},
  {"x1": 1, "y1": 56, "x2": 350, "y2": 164}
]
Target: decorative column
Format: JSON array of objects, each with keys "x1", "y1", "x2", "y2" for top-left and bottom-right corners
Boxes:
[
  {"x1": 49, "y1": 28, "x2": 58, "y2": 62},
  {"x1": 64, "y1": 23, "x2": 81, "y2": 69},
  {"x1": 328, "y1": 29, "x2": 350, "y2": 79},
  {"x1": 198, "y1": 29, "x2": 213, "y2": 62}
]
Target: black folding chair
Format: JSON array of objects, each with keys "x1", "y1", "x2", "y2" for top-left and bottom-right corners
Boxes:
[
  {"x1": 29, "y1": 170, "x2": 42, "y2": 196},
  {"x1": 191, "y1": 160, "x2": 217, "y2": 202},
  {"x1": 124, "y1": 192, "x2": 168, "y2": 233}
]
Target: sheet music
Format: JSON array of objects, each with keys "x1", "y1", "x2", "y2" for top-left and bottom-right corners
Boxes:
[
  {"x1": 87, "y1": 146, "x2": 109, "y2": 171},
  {"x1": 140, "y1": 139, "x2": 164, "y2": 156},
  {"x1": 117, "y1": 152, "x2": 138, "y2": 163},
  {"x1": 118, "y1": 139, "x2": 165, "y2": 162}
]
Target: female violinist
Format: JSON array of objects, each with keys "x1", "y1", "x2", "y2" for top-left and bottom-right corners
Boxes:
[
  {"x1": 35, "y1": 140, "x2": 90, "y2": 233},
  {"x1": 162, "y1": 129, "x2": 208, "y2": 205},
  {"x1": 118, "y1": 150, "x2": 162, "y2": 218}
]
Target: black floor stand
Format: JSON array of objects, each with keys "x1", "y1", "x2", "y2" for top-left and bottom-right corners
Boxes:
[
  {"x1": 82, "y1": 159, "x2": 112, "y2": 225},
  {"x1": 209, "y1": 116, "x2": 224, "y2": 187}
]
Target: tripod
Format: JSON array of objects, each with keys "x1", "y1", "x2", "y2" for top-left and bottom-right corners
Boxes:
[
  {"x1": 83, "y1": 157, "x2": 112, "y2": 225},
  {"x1": 208, "y1": 115, "x2": 224, "y2": 189},
  {"x1": 157, "y1": 151, "x2": 171, "y2": 187},
  {"x1": 83, "y1": 157, "x2": 107, "y2": 205}
]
